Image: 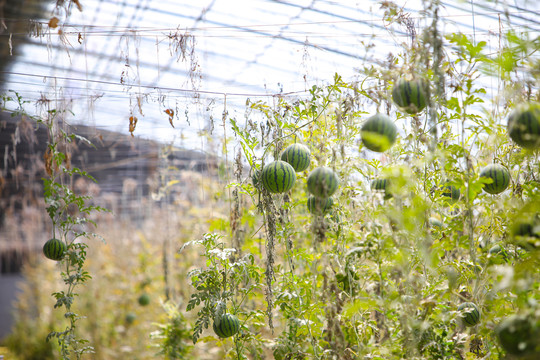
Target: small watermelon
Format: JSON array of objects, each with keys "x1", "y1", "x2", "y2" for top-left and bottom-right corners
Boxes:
[
  {"x1": 361, "y1": 113, "x2": 398, "y2": 153},
  {"x1": 429, "y1": 217, "x2": 443, "y2": 229},
  {"x1": 251, "y1": 169, "x2": 261, "y2": 188},
  {"x1": 125, "y1": 312, "x2": 137, "y2": 325},
  {"x1": 479, "y1": 164, "x2": 511, "y2": 194},
  {"x1": 281, "y1": 144, "x2": 311, "y2": 172},
  {"x1": 307, "y1": 167, "x2": 339, "y2": 198},
  {"x1": 307, "y1": 196, "x2": 333, "y2": 215},
  {"x1": 261, "y1": 160, "x2": 296, "y2": 194},
  {"x1": 511, "y1": 219, "x2": 540, "y2": 250},
  {"x1": 371, "y1": 178, "x2": 392, "y2": 199},
  {"x1": 488, "y1": 244, "x2": 508, "y2": 264},
  {"x1": 391, "y1": 78, "x2": 428, "y2": 114},
  {"x1": 512, "y1": 221, "x2": 535, "y2": 237},
  {"x1": 457, "y1": 302, "x2": 481, "y2": 327},
  {"x1": 213, "y1": 313, "x2": 240, "y2": 338},
  {"x1": 43, "y1": 238, "x2": 66, "y2": 261},
  {"x1": 138, "y1": 293, "x2": 150, "y2": 306},
  {"x1": 441, "y1": 183, "x2": 460, "y2": 203},
  {"x1": 496, "y1": 315, "x2": 539, "y2": 356},
  {"x1": 507, "y1": 102, "x2": 540, "y2": 149}
]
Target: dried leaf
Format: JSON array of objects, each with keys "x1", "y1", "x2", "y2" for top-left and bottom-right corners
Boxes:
[
  {"x1": 165, "y1": 109, "x2": 174, "y2": 128},
  {"x1": 129, "y1": 116, "x2": 138, "y2": 137},
  {"x1": 49, "y1": 17, "x2": 60, "y2": 29},
  {"x1": 44, "y1": 147, "x2": 53, "y2": 176}
]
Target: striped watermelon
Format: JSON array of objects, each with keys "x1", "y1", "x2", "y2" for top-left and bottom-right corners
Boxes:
[
  {"x1": 281, "y1": 143, "x2": 311, "y2": 172},
  {"x1": 457, "y1": 302, "x2": 481, "y2": 327},
  {"x1": 391, "y1": 78, "x2": 427, "y2": 114},
  {"x1": 261, "y1": 160, "x2": 296, "y2": 193},
  {"x1": 251, "y1": 169, "x2": 261, "y2": 188},
  {"x1": 511, "y1": 219, "x2": 540, "y2": 250},
  {"x1": 441, "y1": 183, "x2": 460, "y2": 203},
  {"x1": 361, "y1": 113, "x2": 397, "y2": 153},
  {"x1": 138, "y1": 293, "x2": 150, "y2": 306},
  {"x1": 479, "y1": 164, "x2": 511, "y2": 194},
  {"x1": 496, "y1": 315, "x2": 539, "y2": 356},
  {"x1": 43, "y1": 238, "x2": 66, "y2": 261},
  {"x1": 307, "y1": 196, "x2": 333, "y2": 215},
  {"x1": 371, "y1": 178, "x2": 392, "y2": 199},
  {"x1": 125, "y1": 312, "x2": 137, "y2": 325},
  {"x1": 213, "y1": 313, "x2": 240, "y2": 338},
  {"x1": 507, "y1": 102, "x2": 540, "y2": 149},
  {"x1": 307, "y1": 167, "x2": 339, "y2": 198},
  {"x1": 488, "y1": 244, "x2": 508, "y2": 264}
]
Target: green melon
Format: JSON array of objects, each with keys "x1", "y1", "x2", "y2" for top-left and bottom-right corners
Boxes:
[
  {"x1": 479, "y1": 164, "x2": 511, "y2": 194},
  {"x1": 392, "y1": 78, "x2": 428, "y2": 115},
  {"x1": 213, "y1": 313, "x2": 240, "y2": 338},
  {"x1": 307, "y1": 196, "x2": 333, "y2": 215},
  {"x1": 429, "y1": 217, "x2": 443, "y2": 229},
  {"x1": 496, "y1": 315, "x2": 539, "y2": 356},
  {"x1": 281, "y1": 143, "x2": 311, "y2": 172},
  {"x1": 441, "y1": 183, "x2": 460, "y2": 203},
  {"x1": 457, "y1": 302, "x2": 481, "y2": 327},
  {"x1": 507, "y1": 102, "x2": 540, "y2": 149},
  {"x1": 488, "y1": 244, "x2": 508, "y2": 264},
  {"x1": 125, "y1": 312, "x2": 137, "y2": 325},
  {"x1": 307, "y1": 167, "x2": 339, "y2": 198},
  {"x1": 251, "y1": 169, "x2": 261, "y2": 188},
  {"x1": 511, "y1": 218, "x2": 540, "y2": 250},
  {"x1": 43, "y1": 238, "x2": 66, "y2": 261},
  {"x1": 261, "y1": 160, "x2": 296, "y2": 193},
  {"x1": 138, "y1": 293, "x2": 150, "y2": 306},
  {"x1": 371, "y1": 178, "x2": 392, "y2": 199},
  {"x1": 361, "y1": 113, "x2": 398, "y2": 153}
]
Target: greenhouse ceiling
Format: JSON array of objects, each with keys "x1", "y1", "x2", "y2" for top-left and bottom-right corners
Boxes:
[{"x1": 1, "y1": 0, "x2": 539, "y2": 148}]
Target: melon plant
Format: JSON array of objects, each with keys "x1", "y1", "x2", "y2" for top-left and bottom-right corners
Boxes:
[
  {"x1": 371, "y1": 178, "x2": 392, "y2": 199},
  {"x1": 43, "y1": 238, "x2": 66, "y2": 261},
  {"x1": 307, "y1": 167, "x2": 339, "y2": 198},
  {"x1": 281, "y1": 143, "x2": 311, "y2": 172},
  {"x1": 261, "y1": 160, "x2": 296, "y2": 193},
  {"x1": 507, "y1": 102, "x2": 540, "y2": 149},
  {"x1": 360, "y1": 113, "x2": 397, "y2": 152},
  {"x1": 479, "y1": 164, "x2": 511, "y2": 194},
  {"x1": 213, "y1": 313, "x2": 240, "y2": 338},
  {"x1": 496, "y1": 315, "x2": 539, "y2": 356},
  {"x1": 391, "y1": 78, "x2": 427, "y2": 114},
  {"x1": 307, "y1": 195, "x2": 333, "y2": 215},
  {"x1": 457, "y1": 302, "x2": 481, "y2": 327}
]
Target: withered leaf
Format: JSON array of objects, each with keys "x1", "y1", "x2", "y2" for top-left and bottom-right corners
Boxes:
[
  {"x1": 48, "y1": 17, "x2": 60, "y2": 29},
  {"x1": 129, "y1": 116, "x2": 138, "y2": 137},
  {"x1": 165, "y1": 109, "x2": 174, "y2": 128}
]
